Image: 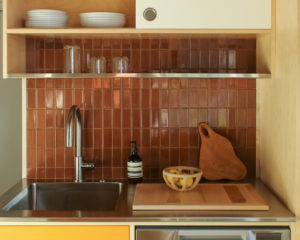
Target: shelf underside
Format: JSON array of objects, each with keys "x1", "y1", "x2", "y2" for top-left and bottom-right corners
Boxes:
[
  {"x1": 7, "y1": 73, "x2": 271, "y2": 79},
  {"x1": 6, "y1": 28, "x2": 272, "y2": 38}
]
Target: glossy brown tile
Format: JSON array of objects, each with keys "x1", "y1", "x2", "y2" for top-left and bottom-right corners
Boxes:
[{"x1": 27, "y1": 38, "x2": 256, "y2": 180}]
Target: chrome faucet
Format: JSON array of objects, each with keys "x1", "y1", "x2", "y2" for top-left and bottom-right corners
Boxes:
[{"x1": 66, "y1": 105, "x2": 94, "y2": 182}]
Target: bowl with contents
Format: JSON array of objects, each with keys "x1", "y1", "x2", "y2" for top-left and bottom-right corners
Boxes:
[
  {"x1": 80, "y1": 12, "x2": 126, "y2": 28},
  {"x1": 163, "y1": 166, "x2": 202, "y2": 191},
  {"x1": 26, "y1": 9, "x2": 67, "y2": 28}
]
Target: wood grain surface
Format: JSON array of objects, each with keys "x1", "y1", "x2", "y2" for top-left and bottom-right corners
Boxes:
[
  {"x1": 198, "y1": 123, "x2": 247, "y2": 181},
  {"x1": 133, "y1": 183, "x2": 269, "y2": 211}
]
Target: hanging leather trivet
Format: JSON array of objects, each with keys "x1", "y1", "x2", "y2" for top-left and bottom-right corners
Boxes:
[{"x1": 198, "y1": 123, "x2": 247, "y2": 181}]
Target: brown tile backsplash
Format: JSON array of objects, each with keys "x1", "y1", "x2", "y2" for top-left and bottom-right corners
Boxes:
[
  {"x1": 26, "y1": 38, "x2": 256, "y2": 180},
  {"x1": 26, "y1": 38, "x2": 256, "y2": 74}
]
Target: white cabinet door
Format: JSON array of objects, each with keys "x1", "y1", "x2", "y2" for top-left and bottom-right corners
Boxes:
[{"x1": 136, "y1": 0, "x2": 271, "y2": 29}]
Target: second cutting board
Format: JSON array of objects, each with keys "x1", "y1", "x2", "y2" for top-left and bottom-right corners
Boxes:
[{"x1": 132, "y1": 183, "x2": 269, "y2": 211}]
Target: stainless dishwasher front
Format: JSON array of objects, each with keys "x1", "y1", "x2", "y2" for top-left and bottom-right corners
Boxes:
[{"x1": 135, "y1": 227, "x2": 290, "y2": 240}]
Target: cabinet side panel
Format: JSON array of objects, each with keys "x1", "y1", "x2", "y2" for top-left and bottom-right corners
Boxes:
[
  {"x1": 7, "y1": 0, "x2": 25, "y2": 28},
  {"x1": 7, "y1": 35, "x2": 26, "y2": 74},
  {"x1": 259, "y1": 0, "x2": 298, "y2": 223}
]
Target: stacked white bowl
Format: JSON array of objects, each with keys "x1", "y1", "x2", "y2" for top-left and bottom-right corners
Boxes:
[
  {"x1": 26, "y1": 9, "x2": 68, "y2": 28},
  {"x1": 80, "y1": 12, "x2": 126, "y2": 28}
]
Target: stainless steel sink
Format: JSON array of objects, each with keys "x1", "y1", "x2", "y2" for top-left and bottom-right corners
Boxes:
[{"x1": 2, "y1": 182, "x2": 123, "y2": 211}]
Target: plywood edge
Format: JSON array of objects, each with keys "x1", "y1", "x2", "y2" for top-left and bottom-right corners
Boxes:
[
  {"x1": 132, "y1": 204, "x2": 270, "y2": 211},
  {"x1": 5, "y1": 28, "x2": 272, "y2": 39}
]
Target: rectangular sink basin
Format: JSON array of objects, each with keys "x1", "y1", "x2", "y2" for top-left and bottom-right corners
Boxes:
[{"x1": 3, "y1": 182, "x2": 122, "y2": 211}]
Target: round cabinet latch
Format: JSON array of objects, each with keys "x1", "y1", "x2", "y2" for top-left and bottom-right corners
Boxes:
[{"x1": 143, "y1": 7, "x2": 157, "y2": 21}]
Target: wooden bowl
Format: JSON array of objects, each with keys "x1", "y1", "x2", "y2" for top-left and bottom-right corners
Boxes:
[{"x1": 162, "y1": 166, "x2": 203, "y2": 192}]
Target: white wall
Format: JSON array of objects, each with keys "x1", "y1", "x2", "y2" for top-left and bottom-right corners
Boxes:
[{"x1": 0, "y1": 11, "x2": 22, "y2": 195}]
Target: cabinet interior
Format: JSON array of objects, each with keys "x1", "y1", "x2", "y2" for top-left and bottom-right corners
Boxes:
[{"x1": 7, "y1": 0, "x2": 136, "y2": 28}]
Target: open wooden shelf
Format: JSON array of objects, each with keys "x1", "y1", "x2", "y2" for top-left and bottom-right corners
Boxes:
[
  {"x1": 7, "y1": 73, "x2": 271, "y2": 79},
  {"x1": 6, "y1": 28, "x2": 272, "y2": 39}
]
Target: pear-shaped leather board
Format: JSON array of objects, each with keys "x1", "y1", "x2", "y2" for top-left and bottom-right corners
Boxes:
[{"x1": 198, "y1": 123, "x2": 247, "y2": 181}]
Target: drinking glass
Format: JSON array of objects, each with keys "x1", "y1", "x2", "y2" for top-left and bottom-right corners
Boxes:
[
  {"x1": 112, "y1": 56, "x2": 129, "y2": 73},
  {"x1": 64, "y1": 45, "x2": 80, "y2": 73},
  {"x1": 90, "y1": 56, "x2": 106, "y2": 74}
]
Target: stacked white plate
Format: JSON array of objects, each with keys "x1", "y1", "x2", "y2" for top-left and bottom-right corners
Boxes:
[
  {"x1": 26, "y1": 9, "x2": 67, "y2": 28},
  {"x1": 80, "y1": 12, "x2": 126, "y2": 28}
]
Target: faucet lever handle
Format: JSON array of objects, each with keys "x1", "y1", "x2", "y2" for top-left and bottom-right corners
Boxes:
[{"x1": 81, "y1": 162, "x2": 95, "y2": 169}]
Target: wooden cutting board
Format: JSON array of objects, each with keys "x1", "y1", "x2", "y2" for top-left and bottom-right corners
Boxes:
[{"x1": 132, "y1": 183, "x2": 269, "y2": 211}]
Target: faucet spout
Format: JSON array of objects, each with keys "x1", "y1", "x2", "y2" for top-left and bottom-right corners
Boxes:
[
  {"x1": 66, "y1": 105, "x2": 82, "y2": 156},
  {"x1": 66, "y1": 105, "x2": 93, "y2": 182}
]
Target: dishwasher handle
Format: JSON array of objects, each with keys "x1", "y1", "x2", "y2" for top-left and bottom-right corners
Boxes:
[{"x1": 178, "y1": 230, "x2": 247, "y2": 240}]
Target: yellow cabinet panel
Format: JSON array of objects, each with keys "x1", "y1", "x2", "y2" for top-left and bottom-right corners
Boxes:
[{"x1": 0, "y1": 226, "x2": 130, "y2": 240}]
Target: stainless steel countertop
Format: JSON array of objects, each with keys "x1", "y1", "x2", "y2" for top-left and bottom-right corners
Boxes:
[{"x1": 0, "y1": 179, "x2": 295, "y2": 223}]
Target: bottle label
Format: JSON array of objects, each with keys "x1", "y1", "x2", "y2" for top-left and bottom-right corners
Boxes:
[{"x1": 128, "y1": 161, "x2": 143, "y2": 178}]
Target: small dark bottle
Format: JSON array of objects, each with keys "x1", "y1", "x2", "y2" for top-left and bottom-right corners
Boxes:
[{"x1": 127, "y1": 141, "x2": 143, "y2": 183}]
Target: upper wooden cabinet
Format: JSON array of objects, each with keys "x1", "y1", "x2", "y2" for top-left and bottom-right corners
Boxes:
[
  {"x1": 2, "y1": 0, "x2": 274, "y2": 78},
  {"x1": 136, "y1": 0, "x2": 272, "y2": 29}
]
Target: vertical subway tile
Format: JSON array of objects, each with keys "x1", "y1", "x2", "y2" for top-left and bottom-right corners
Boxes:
[
  {"x1": 142, "y1": 129, "x2": 150, "y2": 147},
  {"x1": 151, "y1": 89, "x2": 159, "y2": 108},
  {"x1": 122, "y1": 109, "x2": 131, "y2": 128},
  {"x1": 113, "y1": 109, "x2": 121, "y2": 128},
  {"x1": 170, "y1": 128, "x2": 180, "y2": 147},
  {"x1": 103, "y1": 109, "x2": 112, "y2": 128},
  {"x1": 36, "y1": 129, "x2": 45, "y2": 149},
  {"x1": 46, "y1": 110, "x2": 55, "y2": 128},
  {"x1": 27, "y1": 129, "x2": 36, "y2": 148},
  {"x1": 189, "y1": 109, "x2": 198, "y2": 127},
  {"x1": 113, "y1": 78, "x2": 121, "y2": 89},
  {"x1": 179, "y1": 109, "x2": 188, "y2": 127},
  {"x1": 142, "y1": 109, "x2": 150, "y2": 128},
  {"x1": 179, "y1": 89, "x2": 189, "y2": 107},
  {"x1": 189, "y1": 127, "x2": 199, "y2": 147},
  {"x1": 160, "y1": 89, "x2": 169, "y2": 108},
  {"x1": 123, "y1": 89, "x2": 131, "y2": 108},
  {"x1": 150, "y1": 128, "x2": 159, "y2": 147},
  {"x1": 248, "y1": 109, "x2": 256, "y2": 127},
  {"x1": 37, "y1": 109, "x2": 45, "y2": 129},
  {"x1": 132, "y1": 89, "x2": 140, "y2": 108},
  {"x1": 94, "y1": 89, "x2": 102, "y2": 108},
  {"x1": 94, "y1": 129, "x2": 102, "y2": 148},
  {"x1": 27, "y1": 148, "x2": 36, "y2": 168},
  {"x1": 94, "y1": 109, "x2": 102, "y2": 128},
  {"x1": 27, "y1": 110, "x2": 36, "y2": 129},
  {"x1": 132, "y1": 109, "x2": 141, "y2": 128},
  {"x1": 198, "y1": 109, "x2": 208, "y2": 124},
  {"x1": 74, "y1": 89, "x2": 83, "y2": 108},
  {"x1": 46, "y1": 129, "x2": 55, "y2": 148},
  {"x1": 56, "y1": 109, "x2": 64, "y2": 128},
  {"x1": 84, "y1": 89, "x2": 93, "y2": 108},
  {"x1": 159, "y1": 109, "x2": 168, "y2": 127},
  {"x1": 84, "y1": 109, "x2": 93, "y2": 129},
  {"x1": 169, "y1": 89, "x2": 179, "y2": 108},
  {"x1": 238, "y1": 90, "x2": 248, "y2": 108},
  {"x1": 37, "y1": 89, "x2": 45, "y2": 108},
  {"x1": 208, "y1": 109, "x2": 218, "y2": 127},
  {"x1": 208, "y1": 89, "x2": 218, "y2": 107},
  {"x1": 84, "y1": 129, "x2": 94, "y2": 148},
  {"x1": 26, "y1": 38, "x2": 256, "y2": 180},
  {"x1": 237, "y1": 109, "x2": 247, "y2": 127},
  {"x1": 141, "y1": 89, "x2": 150, "y2": 108},
  {"x1": 151, "y1": 109, "x2": 159, "y2": 128},
  {"x1": 27, "y1": 89, "x2": 36, "y2": 108},
  {"x1": 180, "y1": 128, "x2": 189, "y2": 147}
]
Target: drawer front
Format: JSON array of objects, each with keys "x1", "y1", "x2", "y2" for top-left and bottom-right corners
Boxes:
[
  {"x1": 136, "y1": 0, "x2": 271, "y2": 29},
  {"x1": 0, "y1": 226, "x2": 130, "y2": 240}
]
